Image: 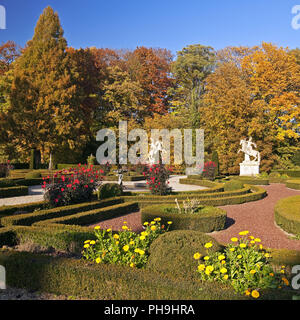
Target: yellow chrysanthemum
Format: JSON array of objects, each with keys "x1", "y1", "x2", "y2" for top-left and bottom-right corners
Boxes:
[
  {"x1": 239, "y1": 231, "x2": 249, "y2": 236},
  {"x1": 95, "y1": 257, "x2": 101, "y2": 264},
  {"x1": 130, "y1": 262, "x2": 135, "y2": 268},
  {"x1": 123, "y1": 245, "x2": 129, "y2": 252},
  {"x1": 106, "y1": 228, "x2": 112, "y2": 232},
  {"x1": 239, "y1": 243, "x2": 247, "y2": 248},
  {"x1": 129, "y1": 240, "x2": 135, "y2": 245},
  {"x1": 223, "y1": 274, "x2": 229, "y2": 280},
  {"x1": 229, "y1": 248, "x2": 235, "y2": 252},
  {"x1": 122, "y1": 225, "x2": 128, "y2": 230},
  {"x1": 90, "y1": 240, "x2": 96, "y2": 245},
  {"x1": 250, "y1": 270, "x2": 256, "y2": 274},
  {"x1": 140, "y1": 235, "x2": 146, "y2": 240},
  {"x1": 231, "y1": 237, "x2": 238, "y2": 242},
  {"x1": 204, "y1": 242, "x2": 213, "y2": 249},
  {"x1": 237, "y1": 255, "x2": 242, "y2": 259},
  {"x1": 254, "y1": 238, "x2": 261, "y2": 242},
  {"x1": 84, "y1": 240, "x2": 90, "y2": 244},
  {"x1": 154, "y1": 218, "x2": 161, "y2": 221},
  {"x1": 113, "y1": 234, "x2": 119, "y2": 239},
  {"x1": 83, "y1": 244, "x2": 90, "y2": 248},
  {"x1": 198, "y1": 264, "x2": 205, "y2": 271},
  {"x1": 221, "y1": 260, "x2": 226, "y2": 265},
  {"x1": 245, "y1": 289, "x2": 251, "y2": 296},
  {"x1": 218, "y1": 255, "x2": 226, "y2": 261},
  {"x1": 150, "y1": 226, "x2": 157, "y2": 231},
  {"x1": 251, "y1": 290, "x2": 260, "y2": 299},
  {"x1": 167, "y1": 221, "x2": 173, "y2": 225},
  {"x1": 204, "y1": 256, "x2": 210, "y2": 261},
  {"x1": 94, "y1": 226, "x2": 100, "y2": 230},
  {"x1": 193, "y1": 252, "x2": 202, "y2": 260},
  {"x1": 220, "y1": 268, "x2": 227, "y2": 274},
  {"x1": 143, "y1": 222, "x2": 149, "y2": 226}
]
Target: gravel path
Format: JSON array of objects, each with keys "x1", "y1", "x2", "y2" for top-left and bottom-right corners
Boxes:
[
  {"x1": 89, "y1": 184, "x2": 300, "y2": 251},
  {"x1": 211, "y1": 184, "x2": 300, "y2": 250}
]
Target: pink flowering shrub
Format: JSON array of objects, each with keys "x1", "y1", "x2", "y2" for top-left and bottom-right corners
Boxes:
[
  {"x1": 43, "y1": 164, "x2": 103, "y2": 207},
  {"x1": 143, "y1": 163, "x2": 171, "y2": 195},
  {"x1": 202, "y1": 161, "x2": 217, "y2": 181}
]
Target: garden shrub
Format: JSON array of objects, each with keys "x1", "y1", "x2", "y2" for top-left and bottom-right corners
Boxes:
[
  {"x1": 143, "y1": 163, "x2": 171, "y2": 195},
  {"x1": 146, "y1": 230, "x2": 222, "y2": 280},
  {"x1": 194, "y1": 231, "x2": 290, "y2": 299},
  {"x1": 274, "y1": 195, "x2": 300, "y2": 235},
  {"x1": 82, "y1": 218, "x2": 169, "y2": 268},
  {"x1": 202, "y1": 161, "x2": 217, "y2": 181},
  {"x1": 291, "y1": 150, "x2": 300, "y2": 167},
  {"x1": 211, "y1": 151, "x2": 220, "y2": 176},
  {"x1": 141, "y1": 204, "x2": 227, "y2": 233},
  {"x1": 224, "y1": 180, "x2": 244, "y2": 191},
  {"x1": 0, "y1": 179, "x2": 16, "y2": 188},
  {"x1": 43, "y1": 164, "x2": 103, "y2": 207},
  {"x1": 87, "y1": 154, "x2": 96, "y2": 166},
  {"x1": 97, "y1": 183, "x2": 123, "y2": 200},
  {"x1": 25, "y1": 171, "x2": 41, "y2": 179},
  {"x1": 0, "y1": 249, "x2": 243, "y2": 300},
  {"x1": 285, "y1": 180, "x2": 300, "y2": 190}
]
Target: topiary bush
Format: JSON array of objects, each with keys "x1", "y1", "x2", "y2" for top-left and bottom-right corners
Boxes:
[
  {"x1": 25, "y1": 171, "x2": 42, "y2": 179},
  {"x1": 224, "y1": 180, "x2": 244, "y2": 191},
  {"x1": 97, "y1": 183, "x2": 123, "y2": 200},
  {"x1": 146, "y1": 230, "x2": 223, "y2": 280},
  {"x1": 211, "y1": 151, "x2": 220, "y2": 176}
]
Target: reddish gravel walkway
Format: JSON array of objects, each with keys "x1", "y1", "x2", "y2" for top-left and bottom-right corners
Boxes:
[
  {"x1": 212, "y1": 184, "x2": 300, "y2": 250},
  {"x1": 89, "y1": 184, "x2": 300, "y2": 250}
]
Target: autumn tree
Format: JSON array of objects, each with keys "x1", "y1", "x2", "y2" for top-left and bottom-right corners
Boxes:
[
  {"x1": 124, "y1": 47, "x2": 174, "y2": 119},
  {"x1": 170, "y1": 44, "x2": 216, "y2": 128},
  {"x1": 0, "y1": 6, "x2": 92, "y2": 166},
  {"x1": 202, "y1": 43, "x2": 300, "y2": 173}
]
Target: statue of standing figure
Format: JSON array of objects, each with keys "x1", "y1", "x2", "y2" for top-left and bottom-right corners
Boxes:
[
  {"x1": 148, "y1": 138, "x2": 163, "y2": 165},
  {"x1": 238, "y1": 137, "x2": 260, "y2": 164}
]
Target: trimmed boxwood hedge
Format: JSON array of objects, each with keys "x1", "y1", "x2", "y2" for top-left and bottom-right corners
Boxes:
[
  {"x1": 33, "y1": 201, "x2": 139, "y2": 228},
  {"x1": 274, "y1": 195, "x2": 300, "y2": 235},
  {"x1": 146, "y1": 230, "x2": 223, "y2": 280},
  {"x1": 230, "y1": 176, "x2": 269, "y2": 185},
  {"x1": 124, "y1": 185, "x2": 266, "y2": 207},
  {"x1": 141, "y1": 204, "x2": 227, "y2": 233},
  {"x1": 0, "y1": 198, "x2": 124, "y2": 227},
  {"x1": 271, "y1": 170, "x2": 300, "y2": 178},
  {"x1": 0, "y1": 249, "x2": 244, "y2": 300},
  {"x1": 0, "y1": 185, "x2": 28, "y2": 198},
  {"x1": 179, "y1": 178, "x2": 221, "y2": 188},
  {"x1": 0, "y1": 200, "x2": 47, "y2": 218},
  {"x1": 285, "y1": 180, "x2": 300, "y2": 190}
]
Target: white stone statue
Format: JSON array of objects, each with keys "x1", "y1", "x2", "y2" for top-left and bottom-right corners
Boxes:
[
  {"x1": 148, "y1": 138, "x2": 163, "y2": 165},
  {"x1": 238, "y1": 137, "x2": 260, "y2": 176},
  {"x1": 238, "y1": 137, "x2": 260, "y2": 164}
]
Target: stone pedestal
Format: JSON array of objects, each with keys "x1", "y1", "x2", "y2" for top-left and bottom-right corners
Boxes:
[{"x1": 239, "y1": 162, "x2": 260, "y2": 176}]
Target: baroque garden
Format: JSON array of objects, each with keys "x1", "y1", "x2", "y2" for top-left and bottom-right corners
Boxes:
[{"x1": 0, "y1": 6, "x2": 300, "y2": 300}]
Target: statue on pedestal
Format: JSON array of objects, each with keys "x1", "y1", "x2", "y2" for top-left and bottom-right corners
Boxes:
[
  {"x1": 238, "y1": 137, "x2": 260, "y2": 164},
  {"x1": 148, "y1": 138, "x2": 163, "y2": 165},
  {"x1": 238, "y1": 137, "x2": 260, "y2": 176}
]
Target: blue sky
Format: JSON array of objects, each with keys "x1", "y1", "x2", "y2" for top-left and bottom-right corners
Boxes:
[{"x1": 0, "y1": 0, "x2": 300, "y2": 56}]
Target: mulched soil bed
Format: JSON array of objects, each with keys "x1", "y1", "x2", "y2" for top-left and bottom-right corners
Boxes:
[{"x1": 88, "y1": 184, "x2": 300, "y2": 250}]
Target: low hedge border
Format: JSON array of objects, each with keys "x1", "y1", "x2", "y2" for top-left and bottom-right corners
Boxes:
[
  {"x1": 230, "y1": 176, "x2": 269, "y2": 185},
  {"x1": 285, "y1": 180, "x2": 300, "y2": 190},
  {"x1": 0, "y1": 185, "x2": 28, "y2": 198},
  {"x1": 271, "y1": 170, "x2": 300, "y2": 178},
  {"x1": 0, "y1": 198, "x2": 124, "y2": 227},
  {"x1": 274, "y1": 195, "x2": 300, "y2": 236},
  {"x1": 0, "y1": 249, "x2": 242, "y2": 300},
  {"x1": 123, "y1": 185, "x2": 267, "y2": 207},
  {"x1": 179, "y1": 178, "x2": 221, "y2": 188},
  {"x1": 123, "y1": 186, "x2": 251, "y2": 202},
  {"x1": 33, "y1": 201, "x2": 139, "y2": 228},
  {"x1": 141, "y1": 204, "x2": 227, "y2": 233}
]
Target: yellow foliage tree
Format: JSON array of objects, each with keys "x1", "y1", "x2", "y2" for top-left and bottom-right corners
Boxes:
[{"x1": 202, "y1": 43, "x2": 300, "y2": 174}]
